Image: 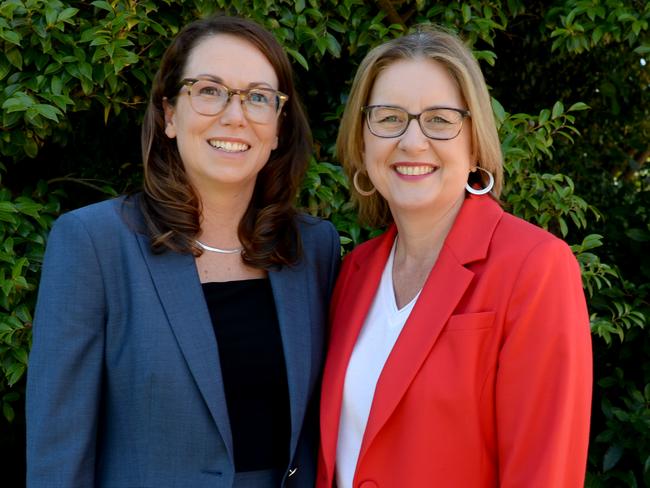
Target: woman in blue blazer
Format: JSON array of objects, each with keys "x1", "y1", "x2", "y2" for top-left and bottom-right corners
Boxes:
[{"x1": 26, "y1": 15, "x2": 340, "y2": 488}]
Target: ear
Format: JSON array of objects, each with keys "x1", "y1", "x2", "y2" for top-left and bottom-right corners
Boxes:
[
  {"x1": 272, "y1": 135, "x2": 279, "y2": 151},
  {"x1": 163, "y1": 98, "x2": 177, "y2": 139}
]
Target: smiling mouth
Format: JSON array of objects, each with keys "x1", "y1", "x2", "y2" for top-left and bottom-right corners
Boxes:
[
  {"x1": 393, "y1": 164, "x2": 437, "y2": 176},
  {"x1": 208, "y1": 139, "x2": 250, "y2": 152}
]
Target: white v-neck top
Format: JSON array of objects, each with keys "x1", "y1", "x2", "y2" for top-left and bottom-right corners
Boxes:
[{"x1": 335, "y1": 237, "x2": 421, "y2": 488}]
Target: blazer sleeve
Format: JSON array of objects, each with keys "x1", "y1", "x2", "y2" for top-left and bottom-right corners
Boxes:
[
  {"x1": 26, "y1": 212, "x2": 106, "y2": 487},
  {"x1": 496, "y1": 237, "x2": 592, "y2": 487},
  {"x1": 325, "y1": 221, "x2": 341, "y2": 302}
]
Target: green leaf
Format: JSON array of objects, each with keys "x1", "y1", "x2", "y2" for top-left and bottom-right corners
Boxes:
[
  {"x1": 6, "y1": 362, "x2": 25, "y2": 386},
  {"x1": 80, "y1": 27, "x2": 99, "y2": 43},
  {"x1": 15, "y1": 199, "x2": 43, "y2": 218},
  {"x1": 551, "y1": 101, "x2": 564, "y2": 119},
  {"x1": 462, "y1": 4, "x2": 472, "y2": 24},
  {"x1": 45, "y1": 4, "x2": 58, "y2": 26},
  {"x1": 286, "y1": 48, "x2": 309, "y2": 70},
  {"x1": 568, "y1": 102, "x2": 590, "y2": 112},
  {"x1": 0, "y1": 0, "x2": 21, "y2": 20},
  {"x1": 11, "y1": 258, "x2": 27, "y2": 280},
  {"x1": 0, "y1": 56, "x2": 10, "y2": 80},
  {"x1": 2, "y1": 402, "x2": 14, "y2": 423},
  {"x1": 327, "y1": 19, "x2": 346, "y2": 33},
  {"x1": 491, "y1": 97, "x2": 506, "y2": 125},
  {"x1": 617, "y1": 12, "x2": 637, "y2": 23},
  {"x1": 603, "y1": 445, "x2": 624, "y2": 472},
  {"x1": 51, "y1": 76, "x2": 63, "y2": 95},
  {"x1": 79, "y1": 62, "x2": 93, "y2": 81},
  {"x1": 326, "y1": 33, "x2": 341, "y2": 57},
  {"x1": 24, "y1": 138, "x2": 39, "y2": 158},
  {"x1": 91, "y1": 1, "x2": 113, "y2": 12},
  {"x1": 0, "y1": 30, "x2": 21, "y2": 46},
  {"x1": 5, "y1": 47, "x2": 23, "y2": 69},
  {"x1": 0, "y1": 201, "x2": 16, "y2": 215},
  {"x1": 625, "y1": 228, "x2": 650, "y2": 242},
  {"x1": 634, "y1": 44, "x2": 650, "y2": 55},
  {"x1": 538, "y1": 108, "x2": 550, "y2": 125},
  {"x1": 33, "y1": 104, "x2": 62, "y2": 122},
  {"x1": 57, "y1": 7, "x2": 79, "y2": 23},
  {"x1": 149, "y1": 21, "x2": 167, "y2": 37},
  {"x1": 12, "y1": 346, "x2": 28, "y2": 365},
  {"x1": 90, "y1": 37, "x2": 109, "y2": 47},
  {"x1": 473, "y1": 50, "x2": 497, "y2": 66},
  {"x1": 81, "y1": 77, "x2": 94, "y2": 95},
  {"x1": 2, "y1": 392, "x2": 19, "y2": 403},
  {"x1": 2, "y1": 93, "x2": 35, "y2": 112}
]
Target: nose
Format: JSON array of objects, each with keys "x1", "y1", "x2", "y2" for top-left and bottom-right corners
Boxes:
[
  {"x1": 398, "y1": 118, "x2": 429, "y2": 153},
  {"x1": 218, "y1": 93, "x2": 247, "y2": 126}
]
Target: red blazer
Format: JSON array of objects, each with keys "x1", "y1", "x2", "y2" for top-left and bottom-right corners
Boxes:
[{"x1": 318, "y1": 195, "x2": 592, "y2": 488}]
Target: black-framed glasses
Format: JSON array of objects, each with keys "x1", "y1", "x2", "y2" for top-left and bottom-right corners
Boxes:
[
  {"x1": 362, "y1": 105, "x2": 470, "y2": 140},
  {"x1": 179, "y1": 78, "x2": 288, "y2": 124}
]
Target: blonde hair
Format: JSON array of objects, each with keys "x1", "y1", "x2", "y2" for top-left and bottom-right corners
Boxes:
[{"x1": 337, "y1": 25, "x2": 503, "y2": 228}]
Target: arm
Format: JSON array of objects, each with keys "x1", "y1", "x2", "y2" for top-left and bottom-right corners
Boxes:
[
  {"x1": 325, "y1": 221, "x2": 341, "y2": 303},
  {"x1": 26, "y1": 212, "x2": 106, "y2": 487},
  {"x1": 497, "y1": 238, "x2": 592, "y2": 487}
]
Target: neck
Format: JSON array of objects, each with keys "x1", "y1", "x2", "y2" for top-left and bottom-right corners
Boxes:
[
  {"x1": 391, "y1": 195, "x2": 465, "y2": 267},
  {"x1": 195, "y1": 184, "x2": 254, "y2": 248}
]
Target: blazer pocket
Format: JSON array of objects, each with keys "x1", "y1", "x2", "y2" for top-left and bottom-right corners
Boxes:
[{"x1": 445, "y1": 311, "x2": 495, "y2": 331}]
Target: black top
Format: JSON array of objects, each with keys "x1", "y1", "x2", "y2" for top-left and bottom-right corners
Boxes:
[{"x1": 201, "y1": 278, "x2": 291, "y2": 472}]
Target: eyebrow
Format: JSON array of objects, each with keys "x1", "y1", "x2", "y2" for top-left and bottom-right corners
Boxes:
[{"x1": 193, "y1": 74, "x2": 275, "y2": 89}]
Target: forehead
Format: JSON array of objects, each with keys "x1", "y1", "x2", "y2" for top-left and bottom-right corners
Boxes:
[
  {"x1": 184, "y1": 33, "x2": 279, "y2": 88},
  {"x1": 368, "y1": 57, "x2": 464, "y2": 108}
]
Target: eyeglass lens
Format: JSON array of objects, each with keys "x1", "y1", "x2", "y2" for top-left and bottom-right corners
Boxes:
[
  {"x1": 187, "y1": 79, "x2": 283, "y2": 123},
  {"x1": 367, "y1": 106, "x2": 466, "y2": 139}
]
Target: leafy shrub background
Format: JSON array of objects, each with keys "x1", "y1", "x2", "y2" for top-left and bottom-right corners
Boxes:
[{"x1": 1, "y1": 0, "x2": 648, "y2": 486}]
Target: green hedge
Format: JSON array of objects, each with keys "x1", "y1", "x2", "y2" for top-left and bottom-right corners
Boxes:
[{"x1": 1, "y1": 1, "x2": 648, "y2": 485}]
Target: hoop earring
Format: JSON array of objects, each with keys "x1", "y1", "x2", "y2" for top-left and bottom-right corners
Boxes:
[
  {"x1": 465, "y1": 166, "x2": 494, "y2": 195},
  {"x1": 353, "y1": 170, "x2": 376, "y2": 196}
]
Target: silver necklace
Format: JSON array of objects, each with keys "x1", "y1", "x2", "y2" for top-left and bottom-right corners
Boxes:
[{"x1": 195, "y1": 240, "x2": 243, "y2": 254}]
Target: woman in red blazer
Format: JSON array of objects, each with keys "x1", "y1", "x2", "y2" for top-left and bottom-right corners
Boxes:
[{"x1": 318, "y1": 26, "x2": 592, "y2": 488}]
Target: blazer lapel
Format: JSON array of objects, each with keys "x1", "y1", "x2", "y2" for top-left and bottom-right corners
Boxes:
[
  {"x1": 319, "y1": 227, "x2": 396, "y2": 477},
  {"x1": 357, "y1": 195, "x2": 503, "y2": 467},
  {"x1": 356, "y1": 246, "x2": 473, "y2": 465},
  {"x1": 135, "y1": 234, "x2": 234, "y2": 463},
  {"x1": 269, "y1": 262, "x2": 312, "y2": 457}
]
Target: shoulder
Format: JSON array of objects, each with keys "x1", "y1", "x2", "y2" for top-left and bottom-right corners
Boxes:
[
  {"x1": 295, "y1": 213, "x2": 338, "y2": 246},
  {"x1": 52, "y1": 195, "x2": 142, "y2": 236},
  {"x1": 456, "y1": 196, "x2": 571, "y2": 263},
  {"x1": 455, "y1": 197, "x2": 578, "y2": 279},
  {"x1": 294, "y1": 213, "x2": 340, "y2": 268},
  {"x1": 496, "y1": 211, "x2": 572, "y2": 257},
  {"x1": 487, "y1": 210, "x2": 579, "y2": 283},
  {"x1": 48, "y1": 196, "x2": 146, "y2": 256},
  {"x1": 292, "y1": 214, "x2": 340, "y2": 283},
  {"x1": 56, "y1": 196, "x2": 122, "y2": 225}
]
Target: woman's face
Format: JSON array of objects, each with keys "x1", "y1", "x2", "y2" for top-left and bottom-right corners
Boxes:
[
  {"x1": 164, "y1": 34, "x2": 281, "y2": 199},
  {"x1": 363, "y1": 58, "x2": 474, "y2": 220}
]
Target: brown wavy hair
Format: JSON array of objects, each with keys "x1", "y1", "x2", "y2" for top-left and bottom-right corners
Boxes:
[
  {"x1": 337, "y1": 25, "x2": 503, "y2": 228},
  {"x1": 140, "y1": 14, "x2": 311, "y2": 268}
]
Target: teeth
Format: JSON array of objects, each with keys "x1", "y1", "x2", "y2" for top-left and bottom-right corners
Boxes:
[
  {"x1": 208, "y1": 140, "x2": 250, "y2": 152},
  {"x1": 394, "y1": 165, "x2": 435, "y2": 176}
]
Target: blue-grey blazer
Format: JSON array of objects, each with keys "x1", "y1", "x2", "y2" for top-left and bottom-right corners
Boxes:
[{"x1": 26, "y1": 195, "x2": 340, "y2": 487}]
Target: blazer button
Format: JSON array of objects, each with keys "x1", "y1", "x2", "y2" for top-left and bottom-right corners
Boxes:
[
  {"x1": 359, "y1": 481, "x2": 378, "y2": 488},
  {"x1": 288, "y1": 467, "x2": 298, "y2": 477}
]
